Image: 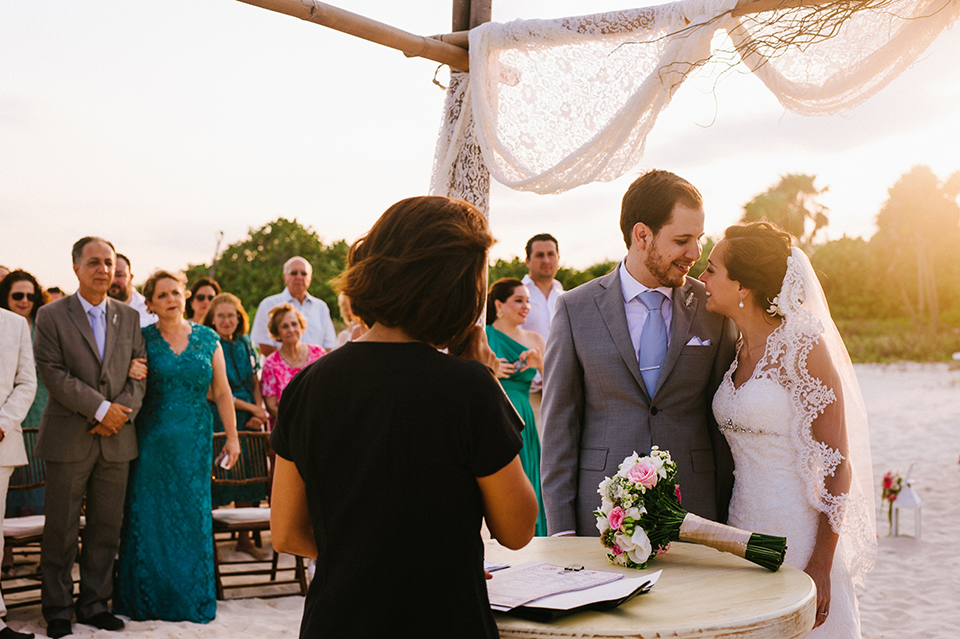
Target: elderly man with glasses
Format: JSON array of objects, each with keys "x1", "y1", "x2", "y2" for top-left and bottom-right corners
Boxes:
[{"x1": 250, "y1": 256, "x2": 337, "y2": 356}]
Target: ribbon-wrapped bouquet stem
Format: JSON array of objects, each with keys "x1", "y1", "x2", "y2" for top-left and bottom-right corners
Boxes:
[{"x1": 596, "y1": 448, "x2": 787, "y2": 571}]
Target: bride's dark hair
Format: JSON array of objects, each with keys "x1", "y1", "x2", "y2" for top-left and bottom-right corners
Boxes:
[{"x1": 721, "y1": 222, "x2": 793, "y2": 309}]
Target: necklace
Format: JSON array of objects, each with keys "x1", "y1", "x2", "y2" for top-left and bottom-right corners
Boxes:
[{"x1": 280, "y1": 343, "x2": 308, "y2": 369}]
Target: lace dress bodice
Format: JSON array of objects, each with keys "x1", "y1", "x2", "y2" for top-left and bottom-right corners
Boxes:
[{"x1": 713, "y1": 368, "x2": 819, "y2": 567}]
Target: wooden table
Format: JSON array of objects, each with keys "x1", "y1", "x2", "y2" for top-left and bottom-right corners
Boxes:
[{"x1": 486, "y1": 538, "x2": 815, "y2": 639}]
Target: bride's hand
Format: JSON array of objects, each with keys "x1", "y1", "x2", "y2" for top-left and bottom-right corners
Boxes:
[{"x1": 804, "y1": 555, "x2": 832, "y2": 628}]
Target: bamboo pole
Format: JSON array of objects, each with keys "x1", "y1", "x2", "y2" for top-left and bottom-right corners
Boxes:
[
  {"x1": 235, "y1": 0, "x2": 470, "y2": 71},
  {"x1": 433, "y1": 0, "x2": 845, "y2": 48}
]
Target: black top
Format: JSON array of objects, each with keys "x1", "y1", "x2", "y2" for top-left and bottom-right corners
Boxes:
[{"x1": 272, "y1": 341, "x2": 523, "y2": 639}]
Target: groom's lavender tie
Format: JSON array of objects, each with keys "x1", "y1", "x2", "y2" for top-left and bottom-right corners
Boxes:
[{"x1": 638, "y1": 290, "x2": 667, "y2": 396}]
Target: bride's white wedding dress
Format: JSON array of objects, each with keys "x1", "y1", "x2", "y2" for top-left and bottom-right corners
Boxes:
[{"x1": 713, "y1": 325, "x2": 861, "y2": 638}]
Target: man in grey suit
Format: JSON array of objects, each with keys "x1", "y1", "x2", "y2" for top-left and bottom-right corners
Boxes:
[
  {"x1": 541, "y1": 170, "x2": 738, "y2": 537},
  {"x1": 34, "y1": 237, "x2": 147, "y2": 638}
]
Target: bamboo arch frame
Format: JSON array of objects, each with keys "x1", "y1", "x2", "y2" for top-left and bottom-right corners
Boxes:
[{"x1": 236, "y1": 0, "x2": 848, "y2": 72}]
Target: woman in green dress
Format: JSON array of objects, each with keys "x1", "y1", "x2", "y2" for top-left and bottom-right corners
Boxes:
[
  {"x1": 486, "y1": 278, "x2": 547, "y2": 536},
  {"x1": 203, "y1": 292, "x2": 270, "y2": 557}
]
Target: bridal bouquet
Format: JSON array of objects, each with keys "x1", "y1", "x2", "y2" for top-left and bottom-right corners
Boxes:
[{"x1": 595, "y1": 448, "x2": 786, "y2": 571}]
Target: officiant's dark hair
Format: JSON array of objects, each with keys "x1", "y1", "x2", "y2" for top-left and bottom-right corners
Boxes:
[
  {"x1": 621, "y1": 170, "x2": 702, "y2": 247},
  {"x1": 722, "y1": 222, "x2": 793, "y2": 309},
  {"x1": 486, "y1": 278, "x2": 524, "y2": 326},
  {"x1": 337, "y1": 196, "x2": 493, "y2": 351}
]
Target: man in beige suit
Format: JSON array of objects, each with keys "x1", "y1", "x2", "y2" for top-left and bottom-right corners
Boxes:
[
  {"x1": 34, "y1": 237, "x2": 146, "y2": 638},
  {"x1": 0, "y1": 308, "x2": 38, "y2": 639},
  {"x1": 541, "y1": 170, "x2": 738, "y2": 536}
]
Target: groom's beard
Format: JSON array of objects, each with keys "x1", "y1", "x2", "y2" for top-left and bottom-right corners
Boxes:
[{"x1": 645, "y1": 237, "x2": 690, "y2": 289}]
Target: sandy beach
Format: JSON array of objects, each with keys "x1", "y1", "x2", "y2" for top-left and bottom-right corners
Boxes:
[{"x1": 5, "y1": 362, "x2": 959, "y2": 638}]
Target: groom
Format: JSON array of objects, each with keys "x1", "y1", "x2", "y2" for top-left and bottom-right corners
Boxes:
[{"x1": 541, "y1": 170, "x2": 738, "y2": 536}]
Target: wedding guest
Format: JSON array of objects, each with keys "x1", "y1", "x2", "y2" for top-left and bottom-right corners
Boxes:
[
  {"x1": 485, "y1": 278, "x2": 547, "y2": 536},
  {"x1": 0, "y1": 266, "x2": 9, "y2": 283},
  {"x1": 203, "y1": 292, "x2": 269, "y2": 556},
  {"x1": 250, "y1": 258, "x2": 337, "y2": 355},
  {"x1": 0, "y1": 271, "x2": 47, "y2": 520},
  {"x1": 335, "y1": 292, "x2": 367, "y2": 346},
  {"x1": 0, "y1": 271, "x2": 45, "y2": 329},
  {"x1": 114, "y1": 271, "x2": 239, "y2": 623},
  {"x1": 34, "y1": 237, "x2": 146, "y2": 638},
  {"x1": 45, "y1": 287, "x2": 65, "y2": 302},
  {"x1": 185, "y1": 277, "x2": 221, "y2": 323},
  {"x1": 0, "y1": 307, "x2": 38, "y2": 639},
  {"x1": 108, "y1": 254, "x2": 156, "y2": 327},
  {"x1": 260, "y1": 304, "x2": 325, "y2": 431},
  {"x1": 271, "y1": 196, "x2": 537, "y2": 638},
  {"x1": 521, "y1": 234, "x2": 563, "y2": 342}
]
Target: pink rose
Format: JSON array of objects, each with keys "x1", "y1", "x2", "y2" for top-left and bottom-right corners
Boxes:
[
  {"x1": 627, "y1": 462, "x2": 658, "y2": 489},
  {"x1": 609, "y1": 507, "x2": 625, "y2": 530},
  {"x1": 611, "y1": 544, "x2": 623, "y2": 555},
  {"x1": 674, "y1": 485, "x2": 682, "y2": 503}
]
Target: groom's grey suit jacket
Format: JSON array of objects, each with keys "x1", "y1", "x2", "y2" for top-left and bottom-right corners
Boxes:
[{"x1": 541, "y1": 267, "x2": 738, "y2": 535}]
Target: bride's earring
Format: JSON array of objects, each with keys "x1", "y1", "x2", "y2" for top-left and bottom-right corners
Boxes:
[{"x1": 738, "y1": 296, "x2": 744, "y2": 309}]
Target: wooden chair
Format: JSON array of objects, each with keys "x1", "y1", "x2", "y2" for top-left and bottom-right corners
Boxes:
[
  {"x1": 211, "y1": 431, "x2": 308, "y2": 599},
  {"x1": 1, "y1": 427, "x2": 46, "y2": 607}
]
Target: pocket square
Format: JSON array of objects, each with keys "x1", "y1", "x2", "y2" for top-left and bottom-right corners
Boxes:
[{"x1": 686, "y1": 337, "x2": 711, "y2": 346}]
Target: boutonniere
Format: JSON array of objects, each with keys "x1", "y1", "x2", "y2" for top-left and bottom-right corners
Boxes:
[{"x1": 684, "y1": 292, "x2": 694, "y2": 307}]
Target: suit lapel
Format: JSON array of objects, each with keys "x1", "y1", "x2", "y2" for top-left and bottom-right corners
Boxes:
[
  {"x1": 594, "y1": 269, "x2": 647, "y2": 396},
  {"x1": 656, "y1": 280, "x2": 696, "y2": 396},
  {"x1": 67, "y1": 295, "x2": 102, "y2": 363}
]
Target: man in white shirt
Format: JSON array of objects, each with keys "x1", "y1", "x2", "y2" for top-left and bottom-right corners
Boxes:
[
  {"x1": 250, "y1": 256, "x2": 337, "y2": 355},
  {"x1": 0, "y1": 308, "x2": 38, "y2": 639},
  {"x1": 107, "y1": 254, "x2": 156, "y2": 328},
  {"x1": 521, "y1": 234, "x2": 564, "y2": 342}
]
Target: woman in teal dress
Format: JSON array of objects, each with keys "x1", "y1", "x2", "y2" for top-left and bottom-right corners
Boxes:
[
  {"x1": 203, "y1": 292, "x2": 270, "y2": 556},
  {"x1": 114, "y1": 271, "x2": 240, "y2": 623},
  {"x1": 486, "y1": 278, "x2": 547, "y2": 536}
]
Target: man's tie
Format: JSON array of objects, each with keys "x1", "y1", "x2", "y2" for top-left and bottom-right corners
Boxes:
[
  {"x1": 638, "y1": 290, "x2": 667, "y2": 396},
  {"x1": 88, "y1": 306, "x2": 106, "y2": 360}
]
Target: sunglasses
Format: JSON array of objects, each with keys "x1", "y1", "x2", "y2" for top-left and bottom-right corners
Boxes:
[
  {"x1": 10, "y1": 292, "x2": 37, "y2": 302},
  {"x1": 287, "y1": 271, "x2": 309, "y2": 276},
  {"x1": 193, "y1": 294, "x2": 215, "y2": 302}
]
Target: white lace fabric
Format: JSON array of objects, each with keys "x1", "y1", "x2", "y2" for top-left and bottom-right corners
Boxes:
[
  {"x1": 715, "y1": 248, "x2": 876, "y2": 589},
  {"x1": 431, "y1": 0, "x2": 960, "y2": 202}
]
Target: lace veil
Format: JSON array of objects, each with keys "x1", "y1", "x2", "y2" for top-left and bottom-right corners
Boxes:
[
  {"x1": 776, "y1": 247, "x2": 876, "y2": 586},
  {"x1": 431, "y1": 0, "x2": 960, "y2": 207}
]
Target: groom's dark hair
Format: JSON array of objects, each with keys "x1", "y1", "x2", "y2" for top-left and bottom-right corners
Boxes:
[{"x1": 620, "y1": 170, "x2": 702, "y2": 247}]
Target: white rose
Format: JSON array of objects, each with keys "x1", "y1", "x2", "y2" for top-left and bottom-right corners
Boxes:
[
  {"x1": 614, "y1": 532, "x2": 636, "y2": 553},
  {"x1": 626, "y1": 527, "x2": 652, "y2": 565},
  {"x1": 596, "y1": 516, "x2": 611, "y2": 534},
  {"x1": 617, "y1": 452, "x2": 641, "y2": 478},
  {"x1": 625, "y1": 506, "x2": 644, "y2": 520}
]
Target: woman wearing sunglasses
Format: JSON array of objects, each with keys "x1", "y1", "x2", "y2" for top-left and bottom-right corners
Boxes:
[
  {"x1": 0, "y1": 271, "x2": 47, "y2": 530},
  {"x1": 185, "y1": 277, "x2": 221, "y2": 323}
]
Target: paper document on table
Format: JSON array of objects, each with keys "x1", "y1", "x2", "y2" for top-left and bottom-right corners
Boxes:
[
  {"x1": 486, "y1": 561, "x2": 623, "y2": 610},
  {"x1": 525, "y1": 570, "x2": 661, "y2": 611}
]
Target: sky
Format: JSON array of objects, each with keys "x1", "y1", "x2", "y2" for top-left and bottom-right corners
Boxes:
[{"x1": 2, "y1": 0, "x2": 959, "y2": 292}]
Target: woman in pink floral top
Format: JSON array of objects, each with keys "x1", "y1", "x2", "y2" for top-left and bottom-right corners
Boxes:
[{"x1": 261, "y1": 303, "x2": 326, "y2": 430}]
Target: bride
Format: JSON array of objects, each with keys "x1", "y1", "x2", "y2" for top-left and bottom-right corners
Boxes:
[{"x1": 699, "y1": 222, "x2": 876, "y2": 637}]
